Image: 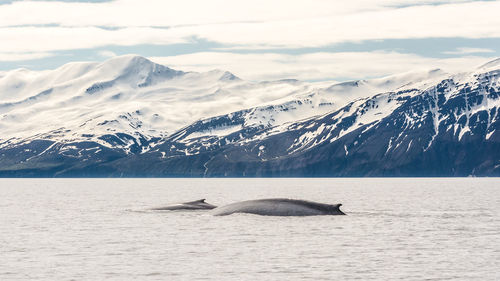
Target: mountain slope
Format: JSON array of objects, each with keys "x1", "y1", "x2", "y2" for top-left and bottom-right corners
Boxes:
[
  {"x1": 0, "y1": 56, "x2": 498, "y2": 177},
  {"x1": 94, "y1": 64, "x2": 499, "y2": 177}
]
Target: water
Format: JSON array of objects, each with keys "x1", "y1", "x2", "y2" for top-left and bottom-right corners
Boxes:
[{"x1": 1, "y1": 178, "x2": 499, "y2": 281}]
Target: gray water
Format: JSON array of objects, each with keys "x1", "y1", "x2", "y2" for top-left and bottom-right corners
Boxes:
[{"x1": 1, "y1": 178, "x2": 499, "y2": 281}]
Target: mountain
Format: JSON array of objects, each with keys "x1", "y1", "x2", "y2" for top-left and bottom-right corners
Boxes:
[{"x1": 0, "y1": 55, "x2": 498, "y2": 177}]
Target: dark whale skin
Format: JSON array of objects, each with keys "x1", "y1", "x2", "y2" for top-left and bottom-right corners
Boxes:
[
  {"x1": 151, "y1": 199, "x2": 217, "y2": 211},
  {"x1": 211, "y1": 198, "x2": 345, "y2": 216}
]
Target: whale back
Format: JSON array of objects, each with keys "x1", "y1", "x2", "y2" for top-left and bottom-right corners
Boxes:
[
  {"x1": 151, "y1": 198, "x2": 217, "y2": 211},
  {"x1": 185, "y1": 199, "x2": 207, "y2": 204},
  {"x1": 186, "y1": 199, "x2": 217, "y2": 209},
  {"x1": 211, "y1": 198, "x2": 345, "y2": 216}
]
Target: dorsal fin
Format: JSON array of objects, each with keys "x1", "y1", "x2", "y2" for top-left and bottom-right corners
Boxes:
[{"x1": 186, "y1": 199, "x2": 206, "y2": 204}]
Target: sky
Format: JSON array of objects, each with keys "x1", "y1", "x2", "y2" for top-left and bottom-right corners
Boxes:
[{"x1": 0, "y1": 0, "x2": 499, "y2": 81}]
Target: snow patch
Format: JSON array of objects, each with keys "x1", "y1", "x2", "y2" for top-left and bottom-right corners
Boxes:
[{"x1": 186, "y1": 125, "x2": 243, "y2": 139}]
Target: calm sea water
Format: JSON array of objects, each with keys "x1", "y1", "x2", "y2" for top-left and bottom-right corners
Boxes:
[{"x1": 1, "y1": 178, "x2": 499, "y2": 281}]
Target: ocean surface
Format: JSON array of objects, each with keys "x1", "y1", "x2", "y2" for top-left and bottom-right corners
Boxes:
[{"x1": 1, "y1": 178, "x2": 499, "y2": 281}]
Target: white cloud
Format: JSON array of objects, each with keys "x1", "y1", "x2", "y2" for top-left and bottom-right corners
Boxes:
[
  {"x1": 0, "y1": 52, "x2": 54, "y2": 61},
  {"x1": 443, "y1": 47, "x2": 495, "y2": 55},
  {"x1": 98, "y1": 50, "x2": 117, "y2": 58},
  {"x1": 0, "y1": 0, "x2": 460, "y2": 27},
  {"x1": 0, "y1": 1, "x2": 499, "y2": 53},
  {"x1": 0, "y1": 0, "x2": 498, "y2": 80},
  {"x1": 0, "y1": 0, "x2": 483, "y2": 28},
  {"x1": 150, "y1": 51, "x2": 493, "y2": 81},
  {"x1": 183, "y1": 2, "x2": 500, "y2": 48},
  {"x1": 0, "y1": 26, "x2": 186, "y2": 53}
]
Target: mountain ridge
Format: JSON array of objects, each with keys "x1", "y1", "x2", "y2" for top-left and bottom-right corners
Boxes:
[{"x1": 0, "y1": 56, "x2": 499, "y2": 177}]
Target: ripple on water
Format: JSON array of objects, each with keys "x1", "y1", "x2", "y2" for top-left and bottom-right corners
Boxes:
[{"x1": 1, "y1": 178, "x2": 499, "y2": 281}]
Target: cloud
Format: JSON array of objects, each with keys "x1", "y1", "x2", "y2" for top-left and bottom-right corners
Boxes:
[
  {"x1": 0, "y1": 1, "x2": 499, "y2": 54},
  {"x1": 0, "y1": 0, "x2": 498, "y2": 79},
  {"x1": 0, "y1": 0, "x2": 485, "y2": 28},
  {"x1": 0, "y1": 0, "x2": 457, "y2": 27},
  {"x1": 183, "y1": 1, "x2": 500, "y2": 48},
  {"x1": 149, "y1": 51, "x2": 494, "y2": 81},
  {"x1": 443, "y1": 47, "x2": 495, "y2": 55},
  {"x1": 0, "y1": 26, "x2": 186, "y2": 53},
  {"x1": 98, "y1": 50, "x2": 117, "y2": 57},
  {"x1": 0, "y1": 51, "x2": 54, "y2": 61}
]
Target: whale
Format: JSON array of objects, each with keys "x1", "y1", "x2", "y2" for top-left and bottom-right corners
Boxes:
[
  {"x1": 211, "y1": 198, "x2": 345, "y2": 216},
  {"x1": 150, "y1": 199, "x2": 217, "y2": 211}
]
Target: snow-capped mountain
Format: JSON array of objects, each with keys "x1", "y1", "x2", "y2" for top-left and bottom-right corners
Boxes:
[{"x1": 0, "y1": 55, "x2": 498, "y2": 176}]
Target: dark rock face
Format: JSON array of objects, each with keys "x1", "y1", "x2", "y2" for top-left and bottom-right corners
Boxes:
[{"x1": 1, "y1": 69, "x2": 499, "y2": 177}]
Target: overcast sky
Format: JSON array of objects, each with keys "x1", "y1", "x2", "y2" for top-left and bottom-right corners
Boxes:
[{"x1": 1, "y1": 0, "x2": 499, "y2": 81}]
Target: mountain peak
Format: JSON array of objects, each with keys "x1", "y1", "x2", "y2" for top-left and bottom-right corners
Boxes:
[
  {"x1": 1, "y1": 59, "x2": 499, "y2": 177},
  {"x1": 95, "y1": 55, "x2": 185, "y2": 86},
  {"x1": 204, "y1": 69, "x2": 240, "y2": 81},
  {"x1": 101, "y1": 55, "x2": 160, "y2": 71},
  {"x1": 478, "y1": 57, "x2": 500, "y2": 71},
  {"x1": 219, "y1": 71, "x2": 240, "y2": 81}
]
